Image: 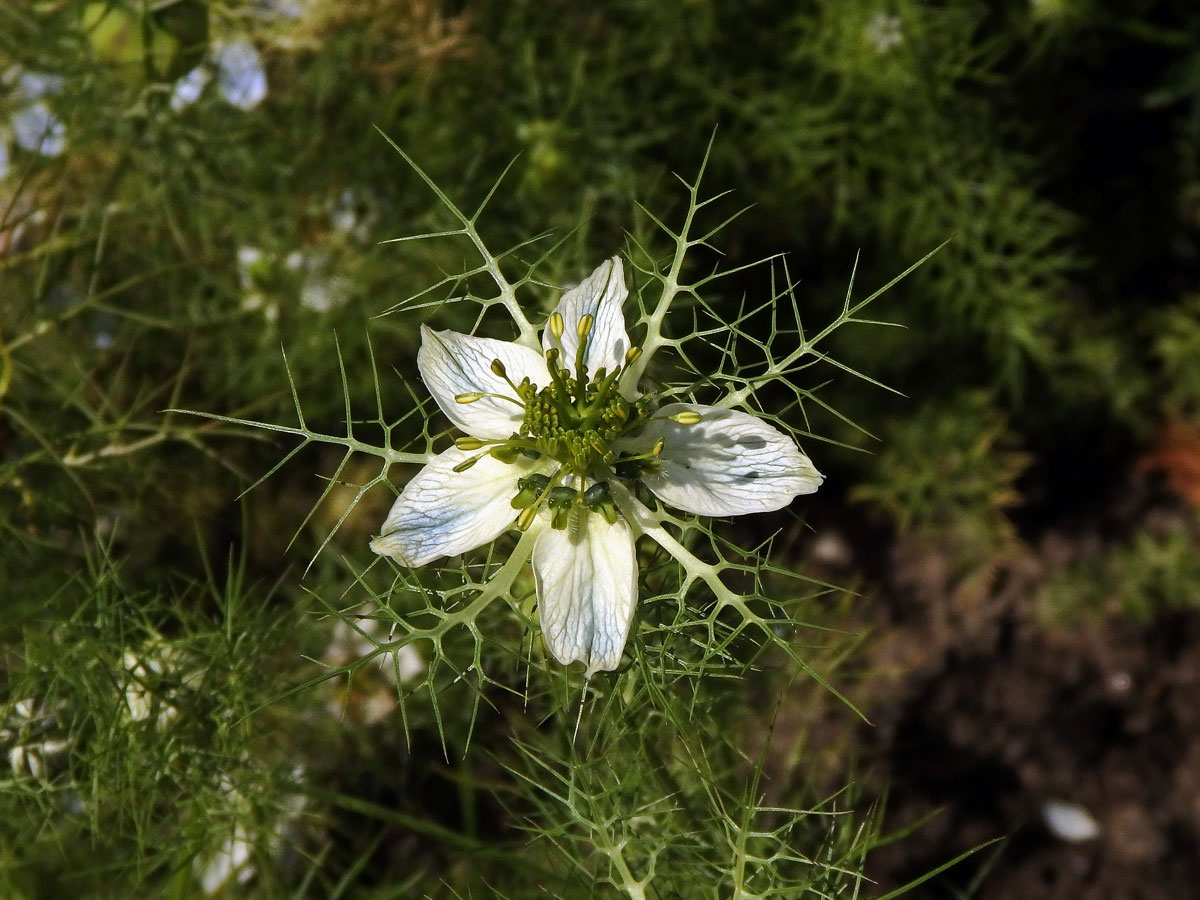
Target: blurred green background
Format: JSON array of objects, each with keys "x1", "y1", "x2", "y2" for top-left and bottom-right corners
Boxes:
[{"x1": 3, "y1": 1, "x2": 1200, "y2": 897}]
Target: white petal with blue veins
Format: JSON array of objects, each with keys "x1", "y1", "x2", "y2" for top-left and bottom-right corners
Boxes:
[
  {"x1": 618, "y1": 403, "x2": 823, "y2": 516},
  {"x1": 533, "y1": 507, "x2": 637, "y2": 675},
  {"x1": 542, "y1": 257, "x2": 630, "y2": 380},
  {"x1": 370, "y1": 448, "x2": 546, "y2": 566},
  {"x1": 215, "y1": 38, "x2": 267, "y2": 111},
  {"x1": 418, "y1": 325, "x2": 549, "y2": 440}
]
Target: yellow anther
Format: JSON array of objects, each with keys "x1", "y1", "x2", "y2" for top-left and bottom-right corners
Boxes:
[
  {"x1": 490, "y1": 358, "x2": 507, "y2": 378},
  {"x1": 455, "y1": 437, "x2": 487, "y2": 451},
  {"x1": 549, "y1": 312, "x2": 564, "y2": 340},
  {"x1": 452, "y1": 454, "x2": 481, "y2": 473},
  {"x1": 576, "y1": 314, "x2": 594, "y2": 341},
  {"x1": 651, "y1": 438, "x2": 665, "y2": 456},
  {"x1": 455, "y1": 392, "x2": 483, "y2": 404},
  {"x1": 669, "y1": 410, "x2": 702, "y2": 425},
  {"x1": 624, "y1": 346, "x2": 642, "y2": 365},
  {"x1": 516, "y1": 505, "x2": 538, "y2": 531}
]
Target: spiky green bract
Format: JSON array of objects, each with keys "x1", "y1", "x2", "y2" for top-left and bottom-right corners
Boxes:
[
  {"x1": 500, "y1": 686, "x2": 880, "y2": 900},
  {"x1": 0, "y1": 540, "x2": 317, "y2": 897}
]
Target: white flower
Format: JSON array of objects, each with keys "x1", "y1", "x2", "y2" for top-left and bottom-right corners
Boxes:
[
  {"x1": 321, "y1": 611, "x2": 426, "y2": 724},
  {"x1": 194, "y1": 770, "x2": 307, "y2": 895},
  {"x1": 214, "y1": 38, "x2": 267, "y2": 110},
  {"x1": 119, "y1": 642, "x2": 201, "y2": 729},
  {"x1": 371, "y1": 258, "x2": 823, "y2": 674},
  {"x1": 170, "y1": 39, "x2": 268, "y2": 113},
  {"x1": 3, "y1": 697, "x2": 70, "y2": 779},
  {"x1": 864, "y1": 12, "x2": 903, "y2": 54},
  {"x1": 5, "y1": 69, "x2": 67, "y2": 157},
  {"x1": 169, "y1": 66, "x2": 211, "y2": 111}
]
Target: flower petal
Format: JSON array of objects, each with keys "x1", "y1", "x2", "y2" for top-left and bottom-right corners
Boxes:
[
  {"x1": 619, "y1": 403, "x2": 823, "y2": 516},
  {"x1": 542, "y1": 257, "x2": 630, "y2": 377},
  {"x1": 215, "y1": 38, "x2": 268, "y2": 111},
  {"x1": 533, "y1": 508, "x2": 637, "y2": 675},
  {"x1": 418, "y1": 326, "x2": 549, "y2": 440},
  {"x1": 12, "y1": 102, "x2": 66, "y2": 157},
  {"x1": 370, "y1": 448, "x2": 545, "y2": 566}
]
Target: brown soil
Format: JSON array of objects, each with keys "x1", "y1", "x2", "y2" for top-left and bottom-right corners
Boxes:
[{"x1": 797, "y1": 495, "x2": 1200, "y2": 898}]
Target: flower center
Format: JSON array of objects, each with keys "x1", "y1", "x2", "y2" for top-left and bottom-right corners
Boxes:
[
  {"x1": 519, "y1": 369, "x2": 634, "y2": 473},
  {"x1": 452, "y1": 311, "x2": 695, "y2": 531}
]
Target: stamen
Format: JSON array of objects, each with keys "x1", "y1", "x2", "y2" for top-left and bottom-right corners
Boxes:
[
  {"x1": 488, "y1": 359, "x2": 528, "y2": 402},
  {"x1": 516, "y1": 506, "x2": 538, "y2": 531},
  {"x1": 668, "y1": 410, "x2": 702, "y2": 425},
  {"x1": 616, "y1": 438, "x2": 665, "y2": 465},
  {"x1": 585, "y1": 365, "x2": 623, "y2": 420},
  {"x1": 452, "y1": 453, "x2": 484, "y2": 473},
  {"x1": 574, "y1": 314, "x2": 594, "y2": 395},
  {"x1": 587, "y1": 435, "x2": 614, "y2": 463},
  {"x1": 543, "y1": 348, "x2": 575, "y2": 411},
  {"x1": 455, "y1": 390, "x2": 525, "y2": 408},
  {"x1": 455, "y1": 437, "x2": 489, "y2": 451},
  {"x1": 549, "y1": 312, "x2": 564, "y2": 341},
  {"x1": 576, "y1": 314, "x2": 594, "y2": 341}
]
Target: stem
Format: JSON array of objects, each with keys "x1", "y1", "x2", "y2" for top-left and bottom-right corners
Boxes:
[
  {"x1": 171, "y1": 410, "x2": 433, "y2": 466},
  {"x1": 610, "y1": 482, "x2": 736, "y2": 607},
  {"x1": 599, "y1": 837, "x2": 649, "y2": 900}
]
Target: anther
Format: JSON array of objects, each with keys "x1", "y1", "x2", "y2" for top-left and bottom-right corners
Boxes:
[
  {"x1": 576, "y1": 314, "x2": 594, "y2": 341},
  {"x1": 452, "y1": 454, "x2": 483, "y2": 473},
  {"x1": 668, "y1": 410, "x2": 702, "y2": 425},
  {"x1": 490, "y1": 359, "x2": 508, "y2": 378},
  {"x1": 455, "y1": 437, "x2": 487, "y2": 451},
  {"x1": 624, "y1": 346, "x2": 642, "y2": 365},
  {"x1": 455, "y1": 392, "x2": 483, "y2": 404},
  {"x1": 516, "y1": 506, "x2": 538, "y2": 531},
  {"x1": 549, "y1": 312, "x2": 564, "y2": 340}
]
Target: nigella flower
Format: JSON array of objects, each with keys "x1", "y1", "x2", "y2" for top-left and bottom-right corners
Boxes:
[
  {"x1": 213, "y1": 38, "x2": 267, "y2": 110},
  {"x1": 371, "y1": 258, "x2": 823, "y2": 674},
  {"x1": 5, "y1": 69, "x2": 67, "y2": 158},
  {"x1": 168, "y1": 37, "x2": 267, "y2": 112}
]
